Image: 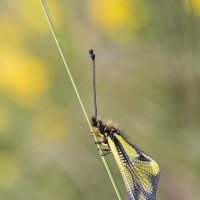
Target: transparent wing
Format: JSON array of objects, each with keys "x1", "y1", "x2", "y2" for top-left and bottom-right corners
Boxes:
[
  {"x1": 108, "y1": 135, "x2": 160, "y2": 200},
  {"x1": 123, "y1": 152, "x2": 160, "y2": 200}
]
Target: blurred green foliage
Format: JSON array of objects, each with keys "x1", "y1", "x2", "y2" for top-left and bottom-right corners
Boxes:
[{"x1": 0, "y1": 0, "x2": 200, "y2": 199}]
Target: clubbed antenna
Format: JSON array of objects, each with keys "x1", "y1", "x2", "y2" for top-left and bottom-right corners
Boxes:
[{"x1": 89, "y1": 49, "x2": 97, "y2": 119}]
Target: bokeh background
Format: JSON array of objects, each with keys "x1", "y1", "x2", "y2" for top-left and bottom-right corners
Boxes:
[{"x1": 1, "y1": 0, "x2": 200, "y2": 199}]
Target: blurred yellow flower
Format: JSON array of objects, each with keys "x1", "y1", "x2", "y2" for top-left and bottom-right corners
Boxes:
[
  {"x1": 0, "y1": 152, "x2": 20, "y2": 190},
  {"x1": 184, "y1": 0, "x2": 200, "y2": 16},
  {"x1": 0, "y1": 47, "x2": 50, "y2": 107},
  {"x1": 87, "y1": 0, "x2": 149, "y2": 41}
]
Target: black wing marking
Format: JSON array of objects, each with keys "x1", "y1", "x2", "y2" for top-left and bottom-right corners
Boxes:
[{"x1": 108, "y1": 134, "x2": 160, "y2": 200}]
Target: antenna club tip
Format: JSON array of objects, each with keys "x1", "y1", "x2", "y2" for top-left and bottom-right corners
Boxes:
[
  {"x1": 89, "y1": 49, "x2": 95, "y2": 60},
  {"x1": 89, "y1": 49, "x2": 93, "y2": 54}
]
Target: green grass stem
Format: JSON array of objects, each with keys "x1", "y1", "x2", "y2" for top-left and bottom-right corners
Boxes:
[{"x1": 40, "y1": 1, "x2": 123, "y2": 199}]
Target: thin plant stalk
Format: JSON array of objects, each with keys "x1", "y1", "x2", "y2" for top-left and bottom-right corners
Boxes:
[{"x1": 40, "y1": 1, "x2": 123, "y2": 199}]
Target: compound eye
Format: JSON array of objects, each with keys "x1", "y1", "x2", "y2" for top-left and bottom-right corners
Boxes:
[{"x1": 96, "y1": 121, "x2": 101, "y2": 130}]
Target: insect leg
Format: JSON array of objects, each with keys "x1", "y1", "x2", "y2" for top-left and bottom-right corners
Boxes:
[{"x1": 101, "y1": 150, "x2": 112, "y2": 156}]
